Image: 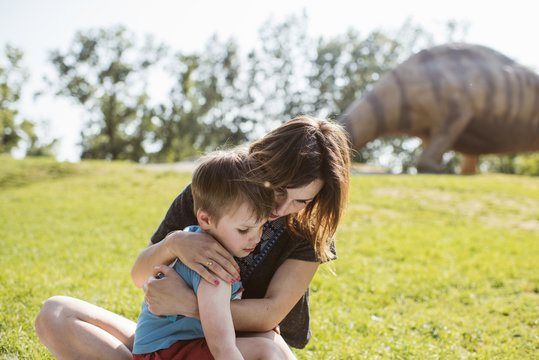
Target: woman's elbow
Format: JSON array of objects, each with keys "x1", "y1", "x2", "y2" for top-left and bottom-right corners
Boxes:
[
  {"x1": 259, "y1": 307, "x2": 285, "y2": 331},
  {"x1": 131, "y1": 260, "x2": 145, "y2": 288},
  {"x1": 131, "y1": 243, "x2": 156, "y2": 288},
  {"x1": 131, "y1": 274, "x2": 143, "y2": 289},
  {"x1": 259, "y1": 320, "x2": 280, "y2": 332}
]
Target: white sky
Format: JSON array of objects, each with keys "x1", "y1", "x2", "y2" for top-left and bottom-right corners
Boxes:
[{"x1": 1, "y1": 0, "x2": 538, "y2": 161}]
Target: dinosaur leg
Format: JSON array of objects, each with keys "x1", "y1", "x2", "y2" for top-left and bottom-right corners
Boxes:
[
  {"x1": 460, "y1": 154, "x2": 479, "y2": 174},
  {"x1": 417, "y1": 105, "x2": 473, "y2": 173},
  {"x1": 416, "y1": 138, "x2": 447, "y2": 173}
]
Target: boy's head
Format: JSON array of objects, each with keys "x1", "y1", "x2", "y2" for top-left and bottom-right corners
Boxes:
[{"x1": 191, "y1": 148, "x2": 274, "y2": 257}]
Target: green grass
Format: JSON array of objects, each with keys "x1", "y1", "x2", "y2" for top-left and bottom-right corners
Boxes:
[{"x1": 1, "y1": 158, "x2": 538, "y2": 359}]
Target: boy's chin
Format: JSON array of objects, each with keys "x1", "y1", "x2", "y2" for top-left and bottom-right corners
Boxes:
[{"x1": 235, "y1": 249, "x2": 253, "y2": 258}]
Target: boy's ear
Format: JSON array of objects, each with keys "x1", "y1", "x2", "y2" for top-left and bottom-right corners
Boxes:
[{"x1": 196, "y1": 209, "x2": 212, "y2": 230}]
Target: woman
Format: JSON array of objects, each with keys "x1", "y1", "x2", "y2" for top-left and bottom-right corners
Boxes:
[{"x1": 35, "y1": 116, "x2": 351, "y2": 359}]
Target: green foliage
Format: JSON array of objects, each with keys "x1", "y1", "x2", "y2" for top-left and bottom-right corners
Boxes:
[
  {"x1": 48, "y1": 26, "x2": 167, "y2": 161},
  {"x1": 480, "y1": 153, "x2": 539, "y2": 176},
  {"x1": 1, "y1": 45, "x2": 57, "y2": 157},
  {"x1": 241, "y1": 13, "x2": 314, "y2": 132},
  {"x1": 151, "y1": 36, "x2": 248, "y2": 162},
  {"x1": 516, "y1": 153, "x2": 539, "y2": 176},
  {"x1": 311, "y1": 28, "x2": 405, "y2": 116},
  {"x1": 9, "y1": 14, "x2": 518, "y2": 173},
  {"x1": 1, "y1": 159, "x2": 538, "y2": 359},
  {"x1": 38, "y1": 16, "x2": 477, "y2": 169},
  {"x1": 0, "y1": 44, "x2": 27, "y2": 153},
  {"x1": 480, "y1": 154, "x2": 518, "y2": 174}
]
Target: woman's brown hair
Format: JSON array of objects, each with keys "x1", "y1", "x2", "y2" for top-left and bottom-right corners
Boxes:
[{"x1": 249, "y1": 116, "x2": 351, "y2": 261}]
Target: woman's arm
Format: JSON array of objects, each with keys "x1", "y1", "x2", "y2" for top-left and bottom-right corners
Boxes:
[
  {"x1": 131, "y1": 230, "x2": 240, "y2": 288},
  {"x1": 143, "y1": 258, "x2": 318, "y2": 328},
  {"x1": 231, "y1": 259, "x2": 319, "y2": 331}
]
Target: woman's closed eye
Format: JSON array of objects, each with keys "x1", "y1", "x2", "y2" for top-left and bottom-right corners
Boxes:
[{"x1": 275, "y1": 188, "x2": 286, "y2": 197}]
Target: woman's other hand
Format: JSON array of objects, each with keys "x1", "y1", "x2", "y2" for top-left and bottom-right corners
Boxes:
[{"x1": 143, "y1": 265, "x2": 199, "y2": 319}]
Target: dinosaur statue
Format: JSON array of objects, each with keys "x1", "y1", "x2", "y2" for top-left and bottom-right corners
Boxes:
[{"x1": 338, "y1": 43, "x2": 539, "y2": 173}]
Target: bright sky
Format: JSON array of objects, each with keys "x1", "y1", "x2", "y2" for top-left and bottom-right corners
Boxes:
[{"x1": 1, "y1": 0, "x2": 538, "y2": 161}]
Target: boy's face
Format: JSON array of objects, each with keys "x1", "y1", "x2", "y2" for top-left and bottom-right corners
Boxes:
[{"x1": 201, "y1": 201, "x2": 264, "y2": 258}]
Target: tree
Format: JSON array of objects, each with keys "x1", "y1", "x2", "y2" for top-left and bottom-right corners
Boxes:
[
  {"x1": 20, "y1": 120, "x2": 58, "y2": 157},
  {"x1": 150, "y1": 35, "x2": 247, "y2": 162},
  {"x1": 239, "y1": 13, "x2": 316, "y2": 136},
  {"x1": 310, "y1": 28, "x2": 406, "y2": 118},
  {"x1": 48, "y1": 26, "x2": 166, "y2": 161},
  {"x1": 0, "y1": 44, "x2": 27, "y2": 153},
  {"x1": 40, "y1": 18, "x2": 473, "y2": 171}
]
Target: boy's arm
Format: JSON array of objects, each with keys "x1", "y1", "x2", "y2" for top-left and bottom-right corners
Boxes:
[{"x1": 197, "y1": 280, "x2": 243, "y2": 360}]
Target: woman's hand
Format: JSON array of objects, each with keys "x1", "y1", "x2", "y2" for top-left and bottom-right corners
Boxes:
[
  {"x1": 164, "y1": 231, "x2": 240, "y2": 286},
  {"x1": 132, "y1": 230, "x2": 240, "y2": 288},
  {"x1": 143, "y1": 265, "x2": 199, "y2": 318}
]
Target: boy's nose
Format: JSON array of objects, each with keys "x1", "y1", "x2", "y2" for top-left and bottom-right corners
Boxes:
[{"x1": 248, "y1": 230, "x2": 261, "y2": 246}]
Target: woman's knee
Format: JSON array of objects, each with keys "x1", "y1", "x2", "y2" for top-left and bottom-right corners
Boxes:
[
  {"x1": 35, "y1": 295, "x2": 73, "y2": 339},
  {"x1": 252, "y1": 337, "x2": 286, "y2": 360},
  {"x1": 262, "y1": 342, "x2": 285, "y2": 360}
]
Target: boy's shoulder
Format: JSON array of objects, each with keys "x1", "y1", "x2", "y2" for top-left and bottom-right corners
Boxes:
[
  {"x1": 171, "y1": 226, "x2": 203, "y2": 292},
  {"x1": 184, "y1": 225, "x2": 203, "y2": 233},
  {"x1": 172, "y1": 258, "x2": 202, "y2": 294}
]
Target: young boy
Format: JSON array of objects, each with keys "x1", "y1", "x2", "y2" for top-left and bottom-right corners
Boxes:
[{"x1": 132, "y1": 149, "x2": 290, "y2": 360}]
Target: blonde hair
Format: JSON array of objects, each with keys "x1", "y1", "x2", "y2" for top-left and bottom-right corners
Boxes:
[
  {"x1": 191, "y1": 148, "x2": 274, "y2": 224},
  {"x1": 249, "y1": 116, "x2": 351, "y2": 261}
]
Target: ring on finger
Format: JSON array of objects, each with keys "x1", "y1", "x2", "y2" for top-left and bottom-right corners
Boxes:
[{"x1": 205, "y1": 260, "x2": 213, "y2": 267}]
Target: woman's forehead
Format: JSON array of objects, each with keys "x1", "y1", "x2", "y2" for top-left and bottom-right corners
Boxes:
[{"x1": 284, "y1": 179, "x2": 324, "y2": 197}]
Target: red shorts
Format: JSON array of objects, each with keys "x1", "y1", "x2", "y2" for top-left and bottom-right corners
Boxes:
[{"x1": 132, "y1": 338, "x2": 214, "y2": 360}]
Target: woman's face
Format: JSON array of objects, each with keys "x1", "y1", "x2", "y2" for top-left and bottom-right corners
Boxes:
[{"x1": 269, "y1": 179, "x2": 324, "y2": 220}]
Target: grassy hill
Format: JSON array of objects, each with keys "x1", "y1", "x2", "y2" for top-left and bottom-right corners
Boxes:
[{"x1": 1, "y1": 157, "x2": 538, "y2": 359}]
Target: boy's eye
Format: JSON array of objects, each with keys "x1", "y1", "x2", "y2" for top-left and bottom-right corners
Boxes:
[{"x1": 238, "y1": 229, "x2": 249, "y2": 234}]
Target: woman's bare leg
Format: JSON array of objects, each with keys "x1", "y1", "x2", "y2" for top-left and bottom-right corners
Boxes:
[
  {"x1": 237, "y1": 331, "x2": 297, "y2": 360},
  {"x1": 236, "y1": 336, "x2": 285, "y2": 360},
  {"x1": 35, "y1": 295, "x2": 136, "y2": 360}
]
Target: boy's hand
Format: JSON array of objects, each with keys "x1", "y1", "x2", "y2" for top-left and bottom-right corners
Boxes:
[{"x1": 165, "y1": 231, "x2": 241, "y2": 286}]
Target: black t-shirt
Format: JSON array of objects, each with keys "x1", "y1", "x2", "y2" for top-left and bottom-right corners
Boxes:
[{"x1": 150, "y1": 184, "x2": 323, "y2": 348}]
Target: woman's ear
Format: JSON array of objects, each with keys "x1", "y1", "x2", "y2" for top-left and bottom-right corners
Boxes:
[{"x1": 196, "y1": 209, "x2": 212, "y2": 230}]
